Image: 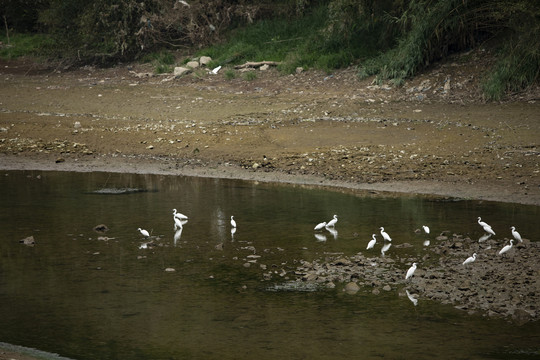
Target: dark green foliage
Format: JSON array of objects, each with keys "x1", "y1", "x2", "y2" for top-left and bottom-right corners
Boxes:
[
  {"x1": 201, "y1": 4, "x2": 379, "y2": 73},
  {"x1": 2, "y1": 0, "x2": 49, "y2": 32},
  {"x1": 0, "y1": 33, "x2": 54, "y2": 59},
  {"x1": 2, "y1": 0, "x2": 539, "y2": 99},
  {"x1": 482, "y1": 1, "x2": 540, "y2": 100},
  {"x1": 359, "y1": 0, "x2": 540, "y2": 98}
]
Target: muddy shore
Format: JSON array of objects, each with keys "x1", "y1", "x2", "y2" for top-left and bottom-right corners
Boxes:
[{"x1": 0, "y1": 54, "x2": 539, "y2": 205}]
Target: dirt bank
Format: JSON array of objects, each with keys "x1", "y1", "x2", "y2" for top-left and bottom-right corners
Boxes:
[{"x1": 0, "y1": 53, "x2": 539, "y2": 206}]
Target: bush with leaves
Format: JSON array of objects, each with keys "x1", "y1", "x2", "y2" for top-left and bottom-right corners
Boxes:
[{"x1": 359, "y1": 0, "x2": 539, "y2": 98}]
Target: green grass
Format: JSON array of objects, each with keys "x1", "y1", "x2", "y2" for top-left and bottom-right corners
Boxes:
[
  {"x1": 140, "y1": 51, "x2": 176, "y2": 74},
  {"x1": 242, "y1": 71, "x2": 257, "y2": 81},
  {"x1": 0, "y1": 33, "x2": 55, "y2": 59},
  {"x1": 224, "y1": 69, "x2": 236, "y2": 80},
  {"x1": 198, "y1": 5, "x2": 375, "y2": 74}
]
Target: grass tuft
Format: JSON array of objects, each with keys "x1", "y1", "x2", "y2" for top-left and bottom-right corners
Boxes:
[{"x1": 0, "y1": 33, "x2": 55, "y2": 59}]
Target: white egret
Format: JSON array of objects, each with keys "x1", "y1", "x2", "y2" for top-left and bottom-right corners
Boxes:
[
  {"x1": 314, "y1": 222, "x2": 327, "y2": 231},
  {"x1": 173, "y1": 209, "x2": 188, "y2": 220},
  {"x1": 174, "y1": 216, "x2": 183, "y2": 231},
  {"x1": 462, "y1": 253, "x2": 477, "y2": 265},
  {"x1": 230, "y1": 215, "x2": 237, "y2": 228},
  {"x1": 326, "y1": 215, "x2": 338, "y2": 228},
  {"x1": 498, "y1": 240, "x2": 514, "y2": 256},
  {"x1": 367, "y1": 234, "x2": 377, "y2": 250},
  {"x1": 380, "y1": 227, "x2": 392, "y2": 242},
  {"x1": 406, "y1": 290, "x2": 418, "y2": 306},
  {"x1": 138, "y1": 228, "x2": 149, "y2": 237},
  {"x1": 422, "y1": 225, "x2": 430, "y2": 234},
  {"x1": 477, "y1": 217, "x2": 491, "y2": 228},
  {"x1": 511, "y1": 226, "x2": 522, "y2": 242},
  {"x1": 482, "y1": 224, "x2": 496, "y2": 236},
  {"x1": 405, "y1": 263, "x2": 417, "y2": 280}
]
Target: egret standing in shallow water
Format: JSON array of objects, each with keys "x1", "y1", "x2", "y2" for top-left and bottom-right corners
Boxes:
[
  {"x1": 463, "y1": 253, "x2": 477, "y2": 265},
  {"x1": 405, "y1": 263, "x2": 417, "y2": 280},
  {"x1": 478, "y1": 217, "x2": 495, "y2": 235},
  {"x1": 173, "y1": 209, "x2": 188, "y2": 220},
  {"x1": 477, "y1": 217, "x2": 491, "y2": 228},
  {"x1": 422, "y1": 225, "x2": 430, "y2": 234},
  {"x1": 138, "y1": 228, "x2": 150, "y2": 238},
  {"x1": 482, "y1": 224, "x2": 496, "y2": 236},
  {"x1": 230, "y1": 215, "x2": 237, "y2": 228},
  {"x1": 367, "y1": 234, "x2": 377, "y2": 250},
  {"x1": 314, "y1": 221, "x2": 327, "y2": 231},
  {"x1": 326, "y1": 215, "x2": 338, "y2": 228},
  {"x1": 499, "y1": 240, "x2": 514, "y2": 256},
  {"x1": 380, "y1": 227, "x2": 392, "y2": 242},
  {"x1": 174, "y1": 216, "x2": 183, "y2": 231},
  {"x1": 511, "y1": 226, "x2": 522, "y2": 242}
]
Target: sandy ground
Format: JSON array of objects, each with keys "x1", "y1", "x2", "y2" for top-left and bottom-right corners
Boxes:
[{"x1": 0, "y1": 54, "x2": 539, "y2": 205}]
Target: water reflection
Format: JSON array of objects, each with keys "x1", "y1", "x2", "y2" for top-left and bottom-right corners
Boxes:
[
  {"x1": 381, "y1": 242, "x2": 392, "y2": 256},
  {"x1": 0, "y1": 170, "x2": 539, "y2": 360},
  {"x1": 406, "y1": 290, "x2": 419, "y2": 306},
  {"x1": 174, "y1": 228, "x2": 183, "y2": 246},
  {"x1": 326, "y1": 227, "x2": 338, "y2": 240},
  {"x1": 314, "y1": 233, "x2": 327, "y2": 242}
]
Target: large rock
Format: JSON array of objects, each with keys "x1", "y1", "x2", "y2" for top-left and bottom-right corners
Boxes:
[
  {"x1": 199, "y1": 56, "x2": 212, "y2": 66},
  {"x1": 186, "y1": 61, "x2": 199, "y2": 69},
  {"x1": 174, "y1": 67, "x2": 191, "y2": 77}
]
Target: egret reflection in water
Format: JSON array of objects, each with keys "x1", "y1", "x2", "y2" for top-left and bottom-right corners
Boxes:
[{"x1": 314, "y1": 233, "x2": 327, "y2": 242}]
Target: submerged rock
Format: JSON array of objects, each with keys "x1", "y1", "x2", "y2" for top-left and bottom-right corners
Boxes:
[
  {"x1": 93, "y1": 224, "x2": 109, "y2": 233},
  {"x1": 19, "y1": 235, "x2": 35, "y2": 246}
]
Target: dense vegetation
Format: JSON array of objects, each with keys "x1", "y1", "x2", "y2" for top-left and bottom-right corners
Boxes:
[{"x1": 1, "y1": 0, "x2": 539, "y2": 100}]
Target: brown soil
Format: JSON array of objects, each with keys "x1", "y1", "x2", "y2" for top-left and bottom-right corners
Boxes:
[{"x1": 0, "y1": 51, "x2": 539, "y2": 205}]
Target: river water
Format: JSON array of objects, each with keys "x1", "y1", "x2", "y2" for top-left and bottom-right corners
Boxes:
[{"x1": 0, "y1": 170, "x2": 538, "y2": 359}]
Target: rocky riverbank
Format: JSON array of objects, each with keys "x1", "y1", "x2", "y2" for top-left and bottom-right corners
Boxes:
[{"x1": 293, "y1": 233, "x2": 539, "y2": 323}]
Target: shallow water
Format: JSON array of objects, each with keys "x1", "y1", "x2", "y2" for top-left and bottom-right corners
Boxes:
[{"x1": 0, "y1": 170, "x2": 539, "y2": 360}]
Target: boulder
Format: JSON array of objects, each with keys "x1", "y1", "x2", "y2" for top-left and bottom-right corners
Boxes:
[
  {"x1": 199, "y1": 56, "x2": 212, "y2": 66},
  {"x1": 174, "y1": 67, "x2": 191, "y2": 77}
]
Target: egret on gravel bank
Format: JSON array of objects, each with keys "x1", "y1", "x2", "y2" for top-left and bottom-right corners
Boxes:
[
  {"x1": 462, "y1": 253, "x2": 477, "y2": 265},
  {"x1": 511, "y1": 226, "x2": 522, "y2": 242},
  {"x1": 405, "y1": 263, "x2": 417, "y2": 280},
  {"x1": 499, "y1": 240, "x2": 514, "y2": 256}
]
